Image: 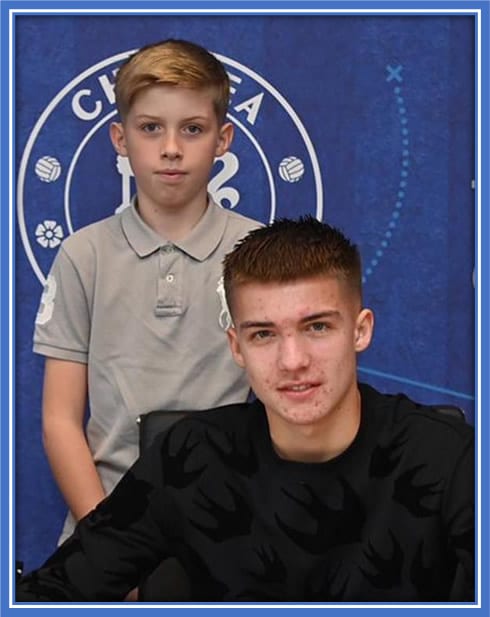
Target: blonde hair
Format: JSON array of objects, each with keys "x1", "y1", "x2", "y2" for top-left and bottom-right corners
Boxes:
[
  {"x1": 223, "y1": 216, "x2": 362, "y2": 314},
  {"x1": 115, "y1": 39, "x2": 230, "y2": 123}
]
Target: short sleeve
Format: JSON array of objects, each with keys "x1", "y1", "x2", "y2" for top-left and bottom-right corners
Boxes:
[{"x1": 33, "y1": 244, "x2": 92, "y2": 363}]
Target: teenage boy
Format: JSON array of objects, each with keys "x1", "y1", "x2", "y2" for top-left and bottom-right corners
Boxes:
[
  {"x1": 20, "y1": 217, "x2": 474, "y2": 602},
  {"x1": 32, "y1": 39, "x2": 261, "y2": 544}
]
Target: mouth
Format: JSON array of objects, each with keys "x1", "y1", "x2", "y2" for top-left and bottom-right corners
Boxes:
[
  {"x1": 155, "y1": 170, "x2": 186, "y2": 179},
  {"x1": 278, "y1": 382, "x2": 319, "y2": 395}
]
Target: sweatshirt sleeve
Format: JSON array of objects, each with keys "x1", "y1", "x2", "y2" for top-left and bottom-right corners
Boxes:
[{"x1": 16, "y1": 428, "x2": 183, "y2": 602}]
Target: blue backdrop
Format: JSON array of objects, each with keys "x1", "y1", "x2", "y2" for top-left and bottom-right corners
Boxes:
[{"x1": 14, "y1": 12, "x2": 475, "y2": 574}]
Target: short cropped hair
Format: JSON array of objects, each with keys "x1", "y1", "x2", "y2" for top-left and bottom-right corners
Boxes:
[
  {"x1": 115, "y1": 39, "x2": 230, "y2": 123},
  {"x1": 223, "y1": 216, "x2": 362, "y2": 313}
]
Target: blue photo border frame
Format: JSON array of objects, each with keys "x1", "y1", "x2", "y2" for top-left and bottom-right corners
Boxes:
[{"x1": 1, "y1": 0, "x2": 488, "y2": 614}]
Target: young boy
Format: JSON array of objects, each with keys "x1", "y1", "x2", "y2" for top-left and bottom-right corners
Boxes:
[
  {"x1": 19, "y1": 217, "x2": 474, "y2": 602},
  {"x1": 33, "y1": 39, "x2": 261, "y2": 543}
]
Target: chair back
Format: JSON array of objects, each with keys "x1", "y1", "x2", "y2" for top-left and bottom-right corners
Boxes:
[
  {"x1": 429, "y1": 404, "x2": 466, "y2": 422},
  {"x1": 136, "y1": 410, "x2": 192, "y2": 601},
  {"x1": 137, "y1": 410, "x2": 190, "y2": 452}
]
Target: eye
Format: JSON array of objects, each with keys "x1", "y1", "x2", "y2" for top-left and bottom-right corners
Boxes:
[
  {"x1": 307, "y1": 322, "x2": 329, "y2": 333},
  {"x1": 184, "y1": 124, "x2": 203, "y2": 135},
  {"x1": 250, "y1": 330, "x2": 274, "y2": 342},
  {"x1": 141, "y1": 123, "x2": 160, "y2": 133}
]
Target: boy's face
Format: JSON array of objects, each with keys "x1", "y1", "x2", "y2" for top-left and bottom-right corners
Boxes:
[
  {"x1": 227, "y1": 275, "x2": 373, "y2": 437},
  {"x1": 110, "y1": 84, "x2": 233, "y2": 212}
]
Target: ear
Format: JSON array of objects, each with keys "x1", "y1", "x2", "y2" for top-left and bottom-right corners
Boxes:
[
  {"x1": 227, "y1": 327, "x2": 246, "y2": 369},
  {"x1": 215, "y1": 122, "x2": 234, "y2": 157},
  {"x1": 110, "y1": 122, "x2": 128, "y2": 156},
  {"x1": 354, "y1": 308, "x2": 374, "y2": 352}
]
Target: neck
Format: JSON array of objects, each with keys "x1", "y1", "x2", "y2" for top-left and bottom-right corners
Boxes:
[
  {"x1": 269, "y1": 390, "x2": 362, "y2": 463},
  {"x1": 136, "y1": 194, "x2": 208, "y2": 242}
]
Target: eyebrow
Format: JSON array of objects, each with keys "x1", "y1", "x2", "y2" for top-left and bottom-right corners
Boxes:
[
  {"x1": 134, "y1": 114, "x2": 210, "y2": 122},
  {"x1": 238, "y1": 311, "x2": 341, "y2": 330},
  {"x1": 134, "y1": 114, "x2": 160, "y2": 120}
]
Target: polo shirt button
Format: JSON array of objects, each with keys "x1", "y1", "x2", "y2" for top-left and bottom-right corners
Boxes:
[{"x1": 166, "y1": 274, "x2": 175, "y2": 283}]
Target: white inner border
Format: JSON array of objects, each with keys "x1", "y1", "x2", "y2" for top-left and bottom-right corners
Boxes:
[{"x1": 8, "y1": 5, "x2": 482, "y2": 610}]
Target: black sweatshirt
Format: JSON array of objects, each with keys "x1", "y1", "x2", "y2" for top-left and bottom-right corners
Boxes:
[{"x1": 17, "y1": 383, "x2": 474, "y2": 602}]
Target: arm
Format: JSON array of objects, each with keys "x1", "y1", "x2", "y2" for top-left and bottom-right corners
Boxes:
[
  {"x1": 444, "y1": 436, "x2": 475, "y2": 601},
  {"x1": 17, "y1": 428, "x2": 176, "y2": 602},
  {"x1": 42, "y1": 358, "x2": 106, "y2": 521}
]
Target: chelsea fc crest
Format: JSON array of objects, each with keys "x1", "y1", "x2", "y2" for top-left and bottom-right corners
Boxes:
[{"x1": 17, "y1": 49, "x2": 323, "y2": 285}]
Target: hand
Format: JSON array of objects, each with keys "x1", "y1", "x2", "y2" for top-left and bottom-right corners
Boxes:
[{"x1": 124, "y1": 587, "x2": 139, "y2": 602}]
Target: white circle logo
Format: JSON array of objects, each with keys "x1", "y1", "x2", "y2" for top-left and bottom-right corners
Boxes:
[
  {"x1": 278, "y1": 156, "x2": 305, "y2": 183},
  {"x1": 17, "y1": 49, "x2": 323, "y2": 284},
  {"x1": 35, "y1": 156, "x2": 62, "y2": 183}
]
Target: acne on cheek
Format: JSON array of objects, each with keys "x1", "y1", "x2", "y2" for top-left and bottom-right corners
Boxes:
[{"x1": 322, "y1": 377, "x2": 334, "y2": 395}]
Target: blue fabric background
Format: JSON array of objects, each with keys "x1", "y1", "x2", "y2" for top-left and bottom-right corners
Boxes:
[{"x1": 14, "y1": 14, "x2": 475, "y2": 572}]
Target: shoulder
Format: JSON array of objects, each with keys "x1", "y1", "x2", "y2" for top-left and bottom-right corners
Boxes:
[
  {"x1": 358, "y1": 384, "x2": 474, "y2": 505},
  {"x1": 223, "y1": 207, "x2": 263, "y2": 230},
  {"x1": 155, "y1": 401, "x2": 263, "y2": 457},
  {"x1": 176, "y1": 401, "x2": 260, "y2": 435},
  {"x1": 58, "y1": 213, "x2": 122, "y2": 258},
  {"x1": 134, "y1": 402, "x2": 264, "y2": 492},
  {"x1": 210, "y1": 201, "x2": 263, "y2": 237},
  {"x1": 360, "y1": 382, "x2": 474, "y2": 452}
]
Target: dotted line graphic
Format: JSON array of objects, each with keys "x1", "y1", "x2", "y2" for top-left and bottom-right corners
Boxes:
[{"x1": 363, "y1": 66, "x2": 410, "y2": 283}]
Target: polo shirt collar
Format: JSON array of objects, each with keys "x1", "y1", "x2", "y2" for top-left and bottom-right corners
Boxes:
[
  {"x1": 177, "y1": 198, "x2": 227, "y2": 261},
  {"x1": 121, "y1": 196, "x2": 226, "y2": 261}
]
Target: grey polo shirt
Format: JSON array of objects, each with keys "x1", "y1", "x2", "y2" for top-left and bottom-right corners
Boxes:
[{"x1": 34, "y1": 198, "x2": 261, "y2": 537}]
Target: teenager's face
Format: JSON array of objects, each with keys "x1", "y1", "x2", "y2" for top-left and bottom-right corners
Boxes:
[
  {"x1": 110, "y1": 85, "x2": 233, "y2": 213},
  {"x1": 227, "y1": 276, "x2": 373, "y2": 432}
]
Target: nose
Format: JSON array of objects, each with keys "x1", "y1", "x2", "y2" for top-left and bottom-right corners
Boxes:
[
  {"x1": 277, "y1": 334, "x2": 310, "y2": 372},
  {"x1": 160, "y1": 131, "x2": 182, "y2": 160}
]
